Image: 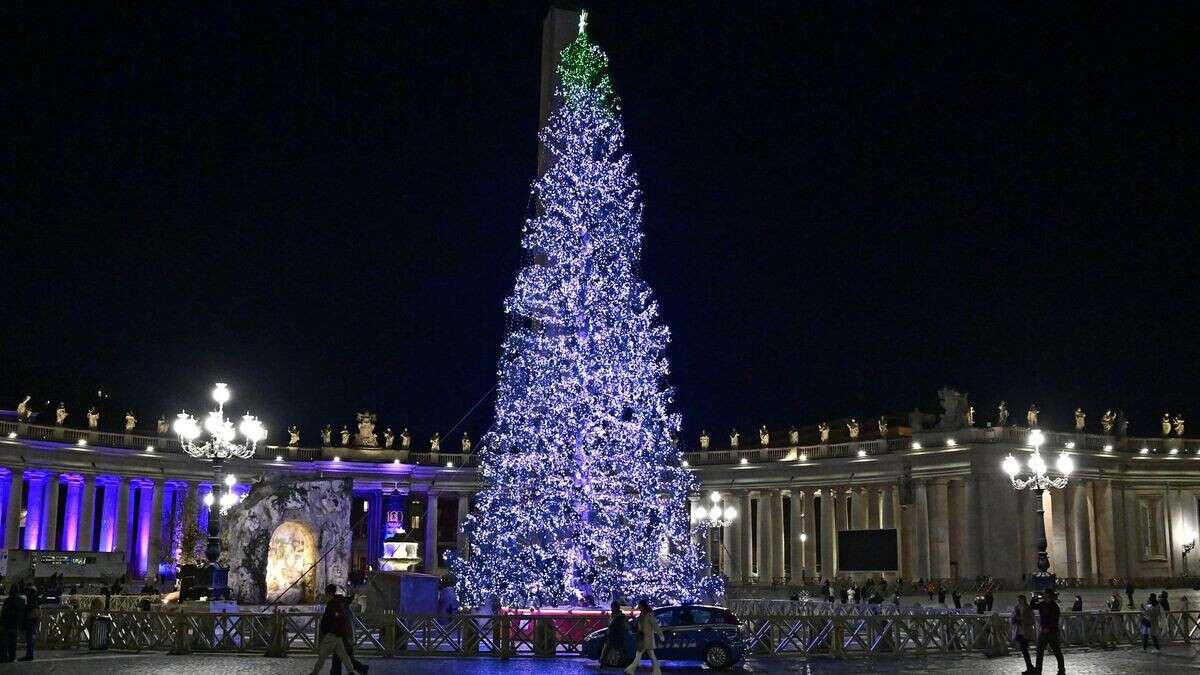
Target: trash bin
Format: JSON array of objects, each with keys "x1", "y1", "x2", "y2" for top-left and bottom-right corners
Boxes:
[{"x1": 89, "y1": 614, "x2": 113, "y2": 650}]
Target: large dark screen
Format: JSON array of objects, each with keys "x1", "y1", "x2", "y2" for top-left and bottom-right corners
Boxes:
[{"x1": 836, "y1": 529, "x2": 899, "y2": 572}]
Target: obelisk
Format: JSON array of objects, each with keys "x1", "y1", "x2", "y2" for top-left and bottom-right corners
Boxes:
[{"x1": 536, "y1": 2, "x2": 582, "y2": 176}]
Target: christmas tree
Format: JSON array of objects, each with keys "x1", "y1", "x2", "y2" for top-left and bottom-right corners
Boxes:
[{"x1": 451, "y1": 14, "x2": 718, "y2": 608}]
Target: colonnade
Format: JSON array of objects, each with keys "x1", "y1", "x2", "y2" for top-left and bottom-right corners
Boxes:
[
  {"x1": 701, "y1": 476, "x2": 1122, "y2": 585},
  {"x1": 0, "y1": 462, "x2": 481, "y2": 581}
]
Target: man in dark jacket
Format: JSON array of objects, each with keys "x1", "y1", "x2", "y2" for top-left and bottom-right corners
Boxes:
[
  {"x1": 1032, "y1": 591, "x2": 1066, "y2": 675},
  {"x1": 18, "y1": 588, "x2": 38, "y2": 662},
  {"x1": 0, "y1": 585, "x2": 25, "y2": 663},
  {"x1": 330, "y1": 591, "x2": 368, "y2": 675},
  {"x1": 605, "y1": 600, "x2": 629, "y2": 663},
  {"x1": 309, "y1": 585, "x2": 365, "y2": 675},
  {"x1": 1125, "y1": 580, "x2": 1136, "y2": 609}
]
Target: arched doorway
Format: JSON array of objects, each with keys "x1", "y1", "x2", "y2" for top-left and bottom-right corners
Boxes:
[{"x1": 266, "y1": 521, "x2": 318, "y2": 604}]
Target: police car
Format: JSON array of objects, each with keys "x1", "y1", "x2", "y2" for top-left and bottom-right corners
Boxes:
[{"x1": 581, "y1": 604, "x2": 746, "y2": 669}]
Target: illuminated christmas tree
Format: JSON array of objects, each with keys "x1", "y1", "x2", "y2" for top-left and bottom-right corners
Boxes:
[{"x1": 451, "y1": 15, "x2": 717, "y2": 608}]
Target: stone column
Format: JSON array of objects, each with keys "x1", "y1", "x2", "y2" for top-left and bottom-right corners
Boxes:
[
  {"x1": 883, "y1": 485, "x2": 900, "y2": 580},
  {"x1": 867, "y1": 488, "x2": 881, "y2": 529},
  {"x1": 912, "y1": 479, "x2": 930, "y2": 579},
  {"x1": 738, "y1": 491, "x2": 753, "y2": 583},
  {"x1": 852, "y1": 487, "x2": 869, "y2": 530},
  {"x1": 5, "y1": 471, "x2": 22, "y2": 550},
  {"x1": 455, "y1": 493, "x2": 470, "y2": 557},
  {"x1": 978, "y1": 473, "x2": 1023, "y2": 586},
  {"x1": 881, "y1": 485, "x2": 895, "y2": 528},
  {"x1": 802, "y1": 491, "x2": 818, "y2": 580},
  {"x1": 423, "y1": 491, "x2": 439, "y2": 573},
  {"x1": 1070, "y1": 481, "x2": 1094, "y2": 580},
  {"x1": 821, "y1": 487, "x2": 838, "y2": 578},
  {"x1": 1092, "y1": 480, "x2": 1118, "y2": 580},
  {"x1": 147, "y1": 479, "x2": 165, "y2": 578},
  {"x1": 43, "y1": 474, "x2": 61, "y2": 550},
  {"x1": 957, "y1": 476, "x2": 981, "y2": 580},
  {"x1": 1047, "y1": 488, "x2": 1073, "y2": 578},
  {"x1": 755, "y1": 491, "x2": 772, "y2": 580},
  {"x1": 834, "y1": 486, "x2": 848, "y2": 533},
  {"x1": 927, "y1": 479, "x2": 950, "y2": 579},
  {"x1": 115, "y1": 477, "x2": 130, "y2": 561},
  {"x1": 23, "y1": 472, "x2": 47, "y2": 550},
  {"x1": 788, "y1": 490, "x2": 803, "y2": 582},
  {"x1": 768, "y1": 490, "x2": 784, "y2": 583}
]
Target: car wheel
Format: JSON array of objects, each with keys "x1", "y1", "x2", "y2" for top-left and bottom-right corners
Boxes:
[
  {"x1": 601, "y1": 644, "x2": 627, "y2": 667},
  {"x1": 704, "y1": 643, "x2": 732, "y2": 669}
]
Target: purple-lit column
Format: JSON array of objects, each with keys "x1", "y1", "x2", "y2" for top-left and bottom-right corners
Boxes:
[
  {"x1": 42, "y1": 475, "x2": 61, "y2": 550},
  {"x1": 2, "y1": 469, "x2": 19, "y2": 550},
  {"x1": 114, "y1": 477, "x2": 131, "y2": 562},
  {"x1": 22, "y1": 470, "x2": 48, "y2": 550},
  {"x1": 61, "y1": 475, "x2": 84, "y2": 551},
  {"x1": 22, "y1": 471, "x2": 48, "y2": 550},
  {"x1": 133, "y1": 479, "x2": 154, "y2": 578},
  {"x1": 97, "y1": 477, "x2": 120, "y2": 552},
  {"x1": 197, "y1": 483, "x2": 213, "y2": 535},
  {"x1": 147, "y1": 479, "x2": 164, "y2": 579}
]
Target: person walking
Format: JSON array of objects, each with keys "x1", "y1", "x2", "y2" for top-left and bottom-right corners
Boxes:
[
  {"x1": 18, "y1": 588, "x2": 38, "y2": 662},
  {"x1": 309, "y1": 584, "x2": 366, "y2": 675},
  {"x1": 1125, "y1": 580, "x2": 1136, "y2": 609},
  {"x1": 1106, "y1": 593, "x2": 1122, "y2": 612},
  {"x1": 1141, "y1": 593, "x2": 1162, "y2": 652},
  {"x1": 1159, "y1": 590, "x2": 1170, "y2": 612},
  {"x1": 1071, "y1": 595, "x2": 1083, "y2": 612},
  {"x1": 623, "y1": 599, "x2": 664, "y2": 675},
  {"x1": 0, "y1": 585, "x2": 24, "y2": 663},
  {"x1": 1011, "y1": 594, "x2": 1035, "y2": 674},
  {"x1": 330, "y1": 590, "x2": 369, "y2": 675},
  {"x1": 1032, "y1": 591, "x2": 1065, "y2": 675},
  {"x1": 951, "y1": 588, "x2": 962, "y2": 609},
  {"x1": 605, "y1": 600, "x2": 630, "y2": 664}
]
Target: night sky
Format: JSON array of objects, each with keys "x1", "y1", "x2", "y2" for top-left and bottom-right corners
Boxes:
[{"x1": 5, "y1": 3, "x2": 1196, "y2": 445}]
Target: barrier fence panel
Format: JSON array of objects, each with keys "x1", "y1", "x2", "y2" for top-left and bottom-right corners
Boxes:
[{"x1": 35, "y1": 608, "x2": 1200, "y2": 658}]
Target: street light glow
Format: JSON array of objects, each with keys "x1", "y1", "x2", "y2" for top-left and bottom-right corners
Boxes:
[
  {"x1": 212, "y1": 382, "x2": 231, "y2": 405},
  {"x1": 1029, "y1": 429, "x2": 1045, "y2": 449},
  {"x1": 1055, "y1": 453, "x2": 1074, "y2": 476},
  {"x1": 1028, "y1": 453, "x2": 1047, "y2": 476},
  {"x1": 1002, "y1": 455, "x2": 1020, "y2": 478}
]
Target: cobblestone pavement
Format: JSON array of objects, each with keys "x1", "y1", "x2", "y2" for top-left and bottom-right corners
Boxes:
[{"x1": 11, "y1": 646, "x2": 1200, "y2": 674}]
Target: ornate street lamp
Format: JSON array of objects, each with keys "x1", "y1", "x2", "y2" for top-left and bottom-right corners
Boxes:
[
  {"x1": 173, "y1": 383, "x2": 266, "y2": 460},
  {"x1": 1002, "y1": 429, "x2": 1073, "y2": 593},
  {"x1": 173, "y1": 382, "x2": 266, "y2": 599},
  {"x1": 692, "y1": 490, "x2": 738, "y2": 528},
  {"x1": 692, "y1": 491, "x2": 737, "y2": 575}
]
